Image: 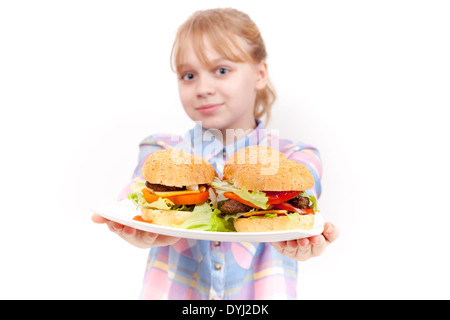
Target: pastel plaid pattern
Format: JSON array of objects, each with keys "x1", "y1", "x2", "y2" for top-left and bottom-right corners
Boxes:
[{"x1": 123, "y1": 120, "x2": 322, "y2": 299}]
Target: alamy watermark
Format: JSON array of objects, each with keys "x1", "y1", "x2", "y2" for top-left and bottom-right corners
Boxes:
[{"x1": 166, "y1": 122, "x2": 281, "y2": 176}]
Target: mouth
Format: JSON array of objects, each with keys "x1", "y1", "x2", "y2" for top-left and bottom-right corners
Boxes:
[{"x1": 195, "y1": 103, "x2": 224, "y2": 115}]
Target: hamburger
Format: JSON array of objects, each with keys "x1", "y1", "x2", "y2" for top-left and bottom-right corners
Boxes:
[
  {"x1": 211, "y1": 146, "x2": 318, "y2": 232},
  {"x1": 127, "y1": 148, "x2": 218, "y2": 227}
]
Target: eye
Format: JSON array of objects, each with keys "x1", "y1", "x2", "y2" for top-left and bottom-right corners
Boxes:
[
  {"x1": 181, "y1": 72, "x2": 195, "y2": 81},
  {"x1": 215, "y1": 67, "x2": 230, "y2": 76}
]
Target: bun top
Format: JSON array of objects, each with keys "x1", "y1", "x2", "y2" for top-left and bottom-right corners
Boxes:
[
  {"x1": 141, "y1": 148, "x2": 216, "y2": 187},
  {"x1": 223, "y1": 146, "x2": 315, "y2": 191}
]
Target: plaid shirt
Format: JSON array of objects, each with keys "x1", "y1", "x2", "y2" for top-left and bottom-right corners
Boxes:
[{"x1": 124, "y1": 120, "x2": 322, "y2": 300}]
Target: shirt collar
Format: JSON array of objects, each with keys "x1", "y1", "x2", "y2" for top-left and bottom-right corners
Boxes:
[{"x1": 176, "y1": 119, "x2": 268, "y2": 161}]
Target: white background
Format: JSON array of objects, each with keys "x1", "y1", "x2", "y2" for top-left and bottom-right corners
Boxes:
[{"x1": 1, "y1": 0, "x2": 449, "y2": 299}]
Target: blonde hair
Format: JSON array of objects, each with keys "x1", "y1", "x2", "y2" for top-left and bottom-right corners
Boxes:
[{"x1": 171, "y1": 8, "x2": 276, "y2": 124}]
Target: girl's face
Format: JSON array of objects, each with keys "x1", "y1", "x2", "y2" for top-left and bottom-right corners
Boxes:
[{"x1": 177, "y1": 39, "x2": 268, "y2": 132}]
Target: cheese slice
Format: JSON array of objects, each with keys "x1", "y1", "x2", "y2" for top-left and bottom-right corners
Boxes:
[
  {"x1": 153, "y1": 185, "x2": 207, "y2": 197},
  {"x1": 243, "y1": 210, "x2": 288, "y2": 217}
]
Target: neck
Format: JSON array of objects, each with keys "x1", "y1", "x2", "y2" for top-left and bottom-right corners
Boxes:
[{"x1": 214, "y1": 118, "x2": 257, "y2": 146}]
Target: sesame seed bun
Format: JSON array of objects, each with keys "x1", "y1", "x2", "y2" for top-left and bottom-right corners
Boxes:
[
  {"x1": 141, "y1": 148, "x2": 216, "y2": 187},
  {"x1": 141, "y1": 208, "x2": 192, "y2": 227},
  {"x1": 233, "y1": 214, "x2": 315, "y2": 232},
  {"x1": 223, "y1": 146, "x2": 315, "y2": 191}
]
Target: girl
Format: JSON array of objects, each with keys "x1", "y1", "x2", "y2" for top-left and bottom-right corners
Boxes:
[{"x1": 92, "y1": 8, "x2": 339, "y2": 300}]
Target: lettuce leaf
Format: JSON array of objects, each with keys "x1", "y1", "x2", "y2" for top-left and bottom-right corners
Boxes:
[
  {"x1": 127, "y1": 178, "x2": 233, "y2": 231},
  {"x1": 300, "y1": 191, "x2": 319, "y2": 212},
  {"x1": 221, "y1": 211, "x2": 248, "y2": 221},
  {"x1": 130, "y1": 178, "x2": 147, "y2": 194},
  {"x1": 145, "y1": 197, "x2": 174, "y2": 210},
  {"x1": 211, "y1": 177, "x2": 270, "y2": 209},
  {"x1": 127, "y1": 191, "x2": 176, "y2": 210},
  {"x1": 248, "y1": 213, "x2": 278, "y2": 219},
  {"x1": 127, "y1": 178, "x2": 195, "y2": 211},
  {"x1": 174, "y1": 202, "x2": 235, "y2": 232},
  {"x1": 285, "y1": 211, "x2": 301, "y2": 222}
]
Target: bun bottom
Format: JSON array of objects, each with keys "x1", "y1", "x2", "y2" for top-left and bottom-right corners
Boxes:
[
  {"x1": 141, "y1": 208, "x2": 192, "y2": 226},
  {"x1": 233, "y1": 214, "x2": 315, "y2": 232}
]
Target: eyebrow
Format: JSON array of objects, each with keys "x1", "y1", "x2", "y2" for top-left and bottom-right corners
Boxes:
[
  {"x1": 178, "y1": 58, "x2": 234, "y2": 73},
  {"x1": 177, "y1": 64, "x2": 191, "y2": 72},
  {"x1": 210, "y1": 58, "x2": 232, "y2": 64}
]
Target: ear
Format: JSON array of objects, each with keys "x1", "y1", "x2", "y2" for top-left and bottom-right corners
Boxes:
[{"x1": 255, "y1": 60, "x2": 269, "y2": 90}]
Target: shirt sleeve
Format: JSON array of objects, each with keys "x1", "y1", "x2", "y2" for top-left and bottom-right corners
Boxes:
[
  {"x1": 279, "y1": 141, "x2": 323, "y2": 199},
  {"x1": 117, "y1": 134, "x2": 183, "y2": 201},
  {"x1": 132, "y1": 134, "x2": 184, "y2": 178}
]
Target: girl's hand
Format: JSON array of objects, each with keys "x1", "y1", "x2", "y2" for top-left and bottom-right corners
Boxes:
[
  {"x1": 91, "y1": 214, "x2": 181, "y2": 248},
  {"x1": 272, "y1": 222, "x2": 339, "y2": 261}
]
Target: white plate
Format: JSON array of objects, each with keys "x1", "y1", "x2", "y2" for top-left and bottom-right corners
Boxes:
[{"x1": 90, "y1": 200, "x2": 324, "y2": 243}]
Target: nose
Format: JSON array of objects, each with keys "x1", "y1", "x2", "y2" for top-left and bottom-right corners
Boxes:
[{"x1": 196, "y1": 75, "x2": 216, "y2": 98}]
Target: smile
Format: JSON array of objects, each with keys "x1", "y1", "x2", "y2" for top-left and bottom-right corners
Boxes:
[{"x1": 195, "y1": 103, "x2": 224, "y2": 115}]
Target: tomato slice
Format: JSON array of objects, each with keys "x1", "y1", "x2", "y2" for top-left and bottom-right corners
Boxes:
[
  {"x1": 142, "y1": 188, "x2": 160, "y2": 203},
  {"x1": 264, "y1": 191, "x2": 301, "y2": 204},
  {"x1": 223, "y1": 192, "x2": 260, "y2": 208},
  {"x1": 170, "y1": 191, "x2": 209, "y2": 205},
  {"x1": 133, "y1": 215, "x2": 148, "y2": 223},
  {"x1": 273, "y1": 202, "x2": 315, "y2": 214},
  {"x1": 142, "y1": 188, "x2": 210, "y2": 205}
]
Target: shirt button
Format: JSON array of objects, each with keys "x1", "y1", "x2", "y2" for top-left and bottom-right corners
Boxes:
[
  {"x1": 214, "y1": 263, "x2": 222, "y2": 271},
  {"x1": 213, "y1": 241, "x2": 221, "y2": 247},
  {"x1": 222, "y1": 149, "x2": 227, "y2": 158}
]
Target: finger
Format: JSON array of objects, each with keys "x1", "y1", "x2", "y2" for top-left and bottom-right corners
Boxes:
[
  {"x1": 129, "y1": 230, "x2": 158, "y2": 247},
  {"x1": 91, "y1": 214, "x2": 109, "y2": 224},
  {"x1": 287, "y1": 240, "x2": 298, "y2": 248},
  {"x1": 271, "y1": 241, "x2": 286, "y2": 253},
  {"x1": 308, "y1": 235, "x2": 322, "y2": 245},
  {"x1": 107, "y1": 221, "x2": 124, "y2": 233},
  {"x1": 115, "y1": 227, "x2": 158, "y2": 248},
  {"x1": 140, "y1": 231, "x2": 158, "y2": 243},
  {"x1": 272, "y1": 242, "x2": 281, "y2": 249},
  {"x1": 136, "y1": 232, "x2": 180, "y2": 248},
  {"x1": 310, "y1": 235, "x2": 327, "y2": 257},
  {"x1": 153, "y1": 234, "x2": 181, "y2": 247},
  {"x1": 323, "y1": 222, "x2": 339, "y2": 243},
  {"x1": 278, "y1": 241, "x2": 287, "y2": 249},
  {"x1": 121, "y1": 225, "x2": 137, "y2": 237},
  {"x1": 298, "y1": 238, "x2": 309, "y2": 247}
]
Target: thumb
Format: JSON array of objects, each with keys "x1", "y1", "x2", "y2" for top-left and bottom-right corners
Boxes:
[
  {"x1": 323, "y1": 222, "x2": 339, "y2": 243},
  {"x1": 91, "y1": 214, "x2": 109, "y2": 224}
]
